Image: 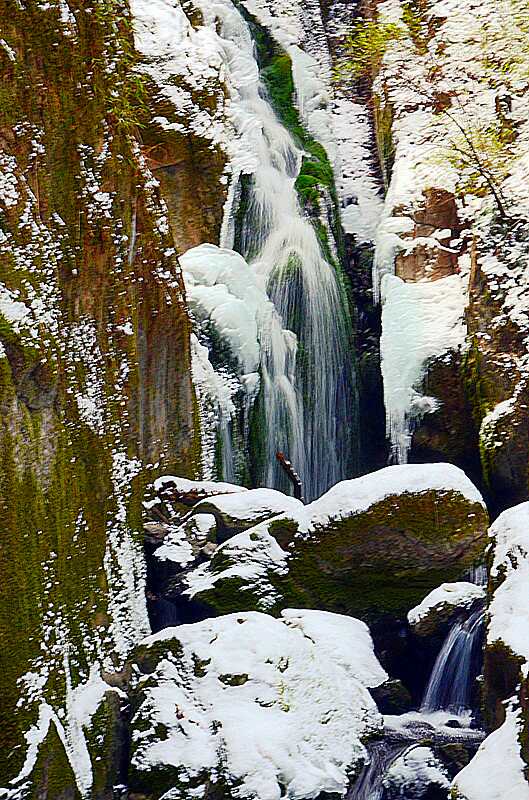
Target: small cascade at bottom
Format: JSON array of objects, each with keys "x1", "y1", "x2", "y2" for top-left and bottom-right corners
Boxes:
[
  {"x1": 421, "y1": 608, "x2": 485, "y2": 714},
  {"x1": 348, "y1": 606, "x2": 486, "y2": 800}
]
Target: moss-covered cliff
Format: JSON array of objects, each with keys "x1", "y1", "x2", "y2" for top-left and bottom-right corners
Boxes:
[{"x1": 0, "y1": 0, "x2": 198, "y2": 793}]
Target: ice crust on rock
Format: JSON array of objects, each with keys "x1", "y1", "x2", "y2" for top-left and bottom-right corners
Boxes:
[
  {"x1": 381, "y1": 273, "x2": 467, "y2": 463},
  {"x1": 130, "y1": 610, "x2": 386, "y2": 800}
]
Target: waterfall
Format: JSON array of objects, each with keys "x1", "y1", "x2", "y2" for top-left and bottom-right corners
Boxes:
[
  {"x1": 421, "y1": 608, "x2": 485, "y2": 714},
  {"x1": 212, "y1": 0, "x2": 356, "y2": 500}
]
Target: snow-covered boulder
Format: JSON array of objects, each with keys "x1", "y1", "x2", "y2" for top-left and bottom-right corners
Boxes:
[
  {"x1": 128, "y1": 610, "x2": 387, "y2": 800},
  {"x1": 184, "y1": 464, "x2": 488, "y2": 624},
  {"x1": 188, "y1": 487, "x2": 304, "y2": 542},
  {"x1": 451, "y1": 706, "x2": 529, "y2": 800},
  {"x1": 382, "y1": 746, "x2": 450, "y2": 799},
  {"x1": 408, "y1": 582, "x2": 486, "y2": 637}
]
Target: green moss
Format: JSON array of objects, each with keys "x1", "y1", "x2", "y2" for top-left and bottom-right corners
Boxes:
[
  {"x1": 373, "y1": 93, "x2": 395, "y2": 189},
  {"x1": 198, "y1": 491, "x2": 488, "y2": 624},
  {"x1": 0, "y1": 0, "x2": 198, "y2": 787}
]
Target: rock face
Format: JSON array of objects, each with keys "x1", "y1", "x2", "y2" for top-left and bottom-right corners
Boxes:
[
  {"x1": 369, "y1": 0, "x2": 529, "y2": 512},
  {"x1": 0, "y1": 2, "x2": 197, "y2": 794},
  {"x1": 131, "y1": 0, "x2": 228, "y2": 252},
  {"x1": 452, "y1": 502, "x2": 529, "y2": 799},
  {"x1": 128, "y1": 609, "x2": 386, "y2": 800},
  {"x1": 184, "y1": 464, "x2": 488, "y2": 625}
]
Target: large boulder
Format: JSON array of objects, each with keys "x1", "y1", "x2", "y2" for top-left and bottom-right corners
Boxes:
[
  {"x1": 127, "y1": 610, "x2": 387, "y2": 800},
  {"x1": 184, "y1": 464, "x2": 488, "y2": 625}
]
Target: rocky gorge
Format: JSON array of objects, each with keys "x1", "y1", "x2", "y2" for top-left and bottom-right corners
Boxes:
[{"x1": 1, "y1": 0, "x2": 529, "y2": 798}]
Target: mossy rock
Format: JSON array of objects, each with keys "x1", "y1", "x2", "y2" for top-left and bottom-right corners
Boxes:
[{"x1": 189, "y1": 466, "x2": 488, "y2": 626}]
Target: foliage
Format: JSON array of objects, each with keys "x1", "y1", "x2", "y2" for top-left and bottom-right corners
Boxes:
[
  {"x1": 442, "y1": 119, "x2": 514, "y2": 213},
  {"x1": 335, "y1": 18, "x2": 405, "y2": 81}
]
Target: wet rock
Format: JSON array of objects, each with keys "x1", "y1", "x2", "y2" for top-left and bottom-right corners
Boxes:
[{"x1": 371, "y1": 679, "x2": 413, "y2": 715}]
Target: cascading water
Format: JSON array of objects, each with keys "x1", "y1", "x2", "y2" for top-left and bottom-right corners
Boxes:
[
  {"x1": 213, "y1": 0, "x2": 356, "y2": 500},
  {"x1": 421, "y1": 607, "x2": 485, "y2": 714},
  {"x1": 349, "y1": 604, "x2": 486, "y2": 799}
]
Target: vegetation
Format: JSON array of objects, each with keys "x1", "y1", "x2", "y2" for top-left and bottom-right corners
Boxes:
[{"x1": 334, "y1": 18, "x2": 405, "y2": 81}]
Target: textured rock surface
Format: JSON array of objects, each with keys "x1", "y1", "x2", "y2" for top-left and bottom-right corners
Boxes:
[
  {"x1": 0, "y1": 1, "x2": 197, "y2": 793},
  {"x1": 128, "y1": 610, "x2": 386, "y2": 800},
  {"x1": 185, "y1": 464, "x2": 488, "y2": 624}
]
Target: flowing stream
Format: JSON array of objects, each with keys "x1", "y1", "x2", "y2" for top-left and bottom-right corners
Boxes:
[
  {"x1": 214, "y1": 0, "x2": 356, "y2": 500},
  {"x1": 348, "y1": 606, "x2": 485, "y2": 799},
  {"x1": 421, "y1": 608, "x2": 485, "y2": 715}
]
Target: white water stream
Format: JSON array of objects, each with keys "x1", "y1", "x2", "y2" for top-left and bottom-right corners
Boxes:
[{"x1": 212, "y1": 0, "x2": 355, "y2": 500}]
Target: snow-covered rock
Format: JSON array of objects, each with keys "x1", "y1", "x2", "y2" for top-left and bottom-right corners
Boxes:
[
  {"x1": 452, "y1": 705, "x2": 529, "y2": 800},
  {"x1": 487, "y1": 502, "x2": 529, "y2": 673},
  {"x1": 188, "y1": 487, "x2": 304, "y2": 542},
  {"x1": 184, "y1": 463, "x2": 488, "y2": 623},
  {"x1": 128, "y1": 610, "x2": 387, "y2": 799},
  {"x1": 153, "y1": 474, "x2": 247, "y2": 498},
  {"x1": 408, "y1": 582, "x2": 486, "y2": 637},
  {"x1": 383, "y1": 746, "x2": 449, "y2": 799},
  {"x1": 452, "y1": 503, "x2": 529, "y2": 798}
]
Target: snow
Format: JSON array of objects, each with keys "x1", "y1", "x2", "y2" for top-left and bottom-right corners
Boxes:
[
  {"x1": 190, "y1": 333, "x2": 240, "y2": 480},
  {"x1": 380, "y1": 272, "x2": 467, "y2": 462},
  {"x1": 131, "y1": 610, "x2": 386, "y2": 800},
  {"x1": 154, "y1": 514, "x2": 217, "y2": 567},
  {"x1": 184, "y1": 522, "x2": 288, "y2": 610},
  {"x1": 452, "y1": 704, "x2": 529, "y2": 800},
  {"x1": 368, "y1": 0, "x2": 529, "y2": 465},
  {"x1": 193, "y1": 487, "x2": 304, "y2": 523},
  {"x1": 153, "y1": 474, "x2": 246, "y2": 496},
  {"x1": 181, "y1": 244, "x2": 287, "y2": 375},
  {"x1": 383, "y1": 746, "x2": 449, "y2": 797},
  {"x1": 487, "y1": 502, "x2": 529, "y2": 677},
  {"x1": 304, "y1": 463, "x2": 485, "y2": 531},
  {"x1": 9, "y1": 663, "x2": 121, "y2": 799},
  {"x1": 184, "y1": 463, "x2": 484, "y2": 606},
  {"x1": 480, "y1": 397, "x2": 517, "y2": 451},
  {"x1": 408, "y1": 582, "x2": 486, "y2": 627}
]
